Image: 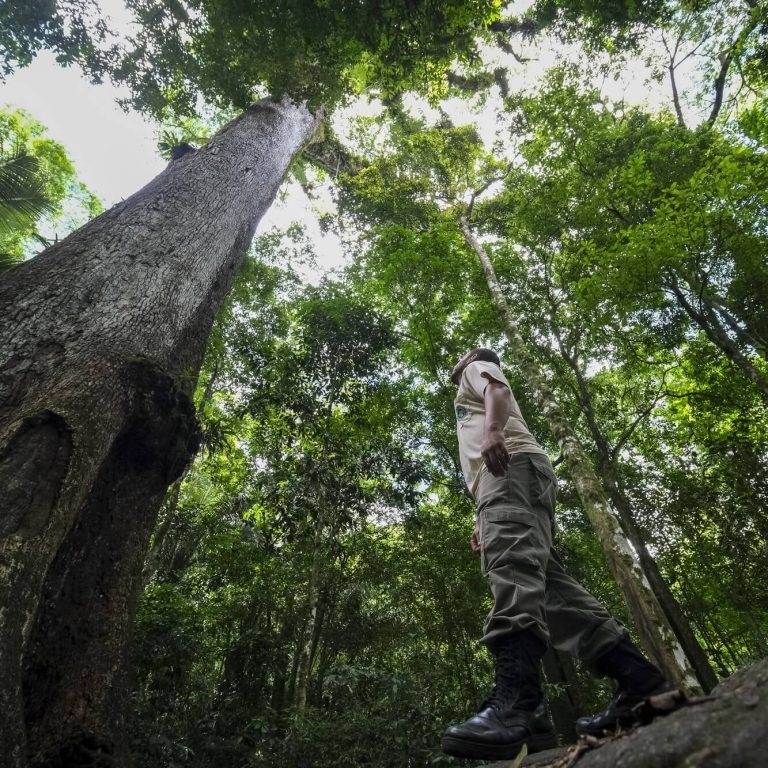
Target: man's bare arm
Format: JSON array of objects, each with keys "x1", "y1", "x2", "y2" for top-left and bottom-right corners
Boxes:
[{"x1": 481, "y1": 381, "x2": 512, "y2": 476}]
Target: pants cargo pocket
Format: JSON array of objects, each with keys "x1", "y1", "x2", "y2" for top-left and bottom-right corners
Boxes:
[
  {"x1": 480, "y1": 508, "x2": 543, "y2": 578},
  {"x1": 529, "y1": 456, "x2": 557, "y2": 519}
]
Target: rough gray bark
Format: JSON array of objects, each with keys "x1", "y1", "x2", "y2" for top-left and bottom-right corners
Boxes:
[
  {"x1": 460, "y1": 219, "x2": 701, "y2": 697},
  {"x1": 487, "y1": 656, "x2": 768, "y2": 768},
  {"x1": 0, "y1": 98, "x2": 321, "y2": 768}
]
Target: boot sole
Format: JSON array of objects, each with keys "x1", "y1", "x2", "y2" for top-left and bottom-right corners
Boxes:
[
  {"x1": 441, "y1": 731, "x2": 558, "y2": 760},
  {"x1": 575, "y1": 689, "x2": 687, "y2": 737}
]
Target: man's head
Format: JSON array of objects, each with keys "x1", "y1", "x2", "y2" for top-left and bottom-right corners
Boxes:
[{"x1": 450, "y1": 348, "x2": 500, "y2": 386}]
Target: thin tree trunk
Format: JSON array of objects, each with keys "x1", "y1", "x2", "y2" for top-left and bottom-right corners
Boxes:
[
  {"x1": 306, "y1": 590, "x2": 331, "y2": 705},
  {"x1": 742, "y1": 611, "x2": 768, "y2": 658},
  {"x1": 669, "y1": 64, "x2": 687, "y2": 129},
  {"x1": 460, "y1": 219, "x2": 701, "y2": 696},
  {"x1": 293, "y1": 546, "x2": 321, "y2": 714},
  {"x1": 677, "y1": 267, "x2": 767, "y2": 357},
  {"x1": 693, "y1": 617, "x2": 730, "y2": 676},
  {"x1": 705, "y1": 13, "x2": 760, "y2": 127},
  {"x1": 294, "y1": 535, "x2": 325, "y2": 713},
  {"x1": 678, "y1": 581, "x2": 732, "y2": 676},
  {"x1": 553, "y1": 331, "x2": 718, "y2": 692},
  {"x1": 702, "y1": 293, "x2": 767, "y2": 359},
  {"x1": 269, "y1": 589, "x2": 299, "y2": 716},
  {"x1": 0, "y1": 98, "x2": 321, "y2": 767},
  {"x1": 706, "y1": 615, "x2": 742, "y2": 669},
  {"x1": 542, "y1": 646, "x2": 583, "y2": 743}
]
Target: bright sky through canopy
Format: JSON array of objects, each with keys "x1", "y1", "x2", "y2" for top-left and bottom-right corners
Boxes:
[{"x1": 0, "y1": 0, "x2": 699, "y2": 278}]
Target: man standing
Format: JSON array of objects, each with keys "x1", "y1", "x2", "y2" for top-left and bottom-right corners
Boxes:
[{"x1": 441, "y1": 349, "x2": 677, "y2": 760}]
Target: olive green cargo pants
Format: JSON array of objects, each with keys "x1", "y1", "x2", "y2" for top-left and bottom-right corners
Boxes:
[{"x1": 476, "y1": 452, "x2": 626, "y2": 666}]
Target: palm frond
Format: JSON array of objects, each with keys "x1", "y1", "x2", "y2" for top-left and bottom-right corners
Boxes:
[
  {"x1": 0, "y1": 153, "x2": 57, "y2": 235},
  {"x1": 0, "y1": 248, "x2": 23, "y2": 272}
]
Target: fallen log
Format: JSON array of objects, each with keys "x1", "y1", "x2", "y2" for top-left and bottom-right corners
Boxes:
[{"x1": 482, "y1": 655, "x2": 768, "y2": 768}]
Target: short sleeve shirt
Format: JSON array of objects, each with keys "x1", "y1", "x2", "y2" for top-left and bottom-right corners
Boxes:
[{"x1": 454, "y1": 360, "x2": 547, "y2": 497}]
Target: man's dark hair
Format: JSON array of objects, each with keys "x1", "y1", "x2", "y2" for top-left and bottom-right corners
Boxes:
[
  {"x1": 451, "y1": 347, "x2": 501, "y2": 384},
  {"x1": 469, "y1": 348, "x2": 500, "y2": 366}
]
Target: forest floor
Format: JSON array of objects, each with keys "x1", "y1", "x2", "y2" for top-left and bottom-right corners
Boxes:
[{"x1": 481, "y1": 656, "x2": 768, "y2": 768}]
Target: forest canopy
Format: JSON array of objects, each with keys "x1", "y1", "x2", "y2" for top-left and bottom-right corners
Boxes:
[{"x1": 0, "y1": 1, "x2": 767, "y2": 767}]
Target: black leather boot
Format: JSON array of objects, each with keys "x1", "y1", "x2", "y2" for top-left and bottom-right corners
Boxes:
[
  {"x1": 441, "y1": 631, "x2": 558, "y2": 760},
  {"x1": 575, "y1": 637, "x2": 684, "y2": 736}
]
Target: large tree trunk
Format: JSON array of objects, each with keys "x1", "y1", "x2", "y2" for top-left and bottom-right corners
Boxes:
[
  {"x1": 460, "y1": 219, "x2": 702, "y2": 697},
  {"x1": 0, "y1": 98, "x2": 320, "y2": 768}
]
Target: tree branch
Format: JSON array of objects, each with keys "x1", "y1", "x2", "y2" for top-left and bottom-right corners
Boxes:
[
  {"x1": 708, "y1": 12, "x2": 761, "y2": 125},
  {"x1": 662, "y1": 31, "x2": 687, "y2": 128},
  {"x1": 708, "y1": 49, "x2": 734, "y2": 124},
  {"x1": 466, "y1": 171, "x2": 509, "y2": 219},
  {"x1": 488, "y1": 18, "x2": 540, "y2": 37},
  {"x1": 494, "y1": 35, "x2": 531, "y2": 64}
]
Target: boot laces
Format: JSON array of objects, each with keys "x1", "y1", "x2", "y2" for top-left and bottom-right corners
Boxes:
[
  {"x1": 480, "y1": 658, "x2": 520, "y2": 710},
  {"x1": 480, "y1": 685, "x2": 506, "y2": 710}
]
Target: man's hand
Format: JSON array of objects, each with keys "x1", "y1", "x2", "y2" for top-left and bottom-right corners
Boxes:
[
  {"x1": 481, "y1": 427, "x2": 510, "y2": 476},
  {"x1": 471, "y1": 523, "x2": 481, "y2": 554}
]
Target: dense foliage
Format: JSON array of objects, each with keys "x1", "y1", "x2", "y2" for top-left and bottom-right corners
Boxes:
[
  {"x1": 0, "y1": 0, "x2": 111, "y2": 77},
  {"x1": 0, "y1": 107, "x2": 100, "y2": 270},
  {"x1": 129, "y1": 3, "x2": 767, "y2": 761},
  {"x1": 2, "y1": 0, "x2": 767, "y2": 766},
  {"x1": 104, "y1": 0, "x2": 506, "y2": 116}
]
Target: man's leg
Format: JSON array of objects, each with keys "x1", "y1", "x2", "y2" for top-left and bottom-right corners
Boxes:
[
  {"x1": 477, "y1": 453, "x2": 562, "y2": 646},
  {"x1": 543, "y1": 551, "x2": 679, "y2": 735},
  {"x1": 543, "y1": 549, "x2": 627, "y2": 666},
  {"x1": 442, "y1": 455, "x2": 557, "y2": 760}
]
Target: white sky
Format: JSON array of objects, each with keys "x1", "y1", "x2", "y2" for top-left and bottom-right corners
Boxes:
[
  {"x1": 1, "y1": 50, "x2": 165, "y2": 205},
  {"x1": 0, "y1": 48, "x2": 348, "y2": 278},
  {"x1": 0, "y1": 0, "x2": 704, "y2": 278}
]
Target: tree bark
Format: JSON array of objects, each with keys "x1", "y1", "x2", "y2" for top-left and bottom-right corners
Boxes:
[
  {"x1": 460, "y1": 219, "x2": 702, "y2": 696},
  {"x1": 0, "y1": 98, "x2": 321, "y2": 768}
]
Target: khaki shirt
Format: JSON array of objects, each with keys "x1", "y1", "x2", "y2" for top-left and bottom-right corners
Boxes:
[{"x1": 454, "y1": 360, "x2": 547, "y2": 497}]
